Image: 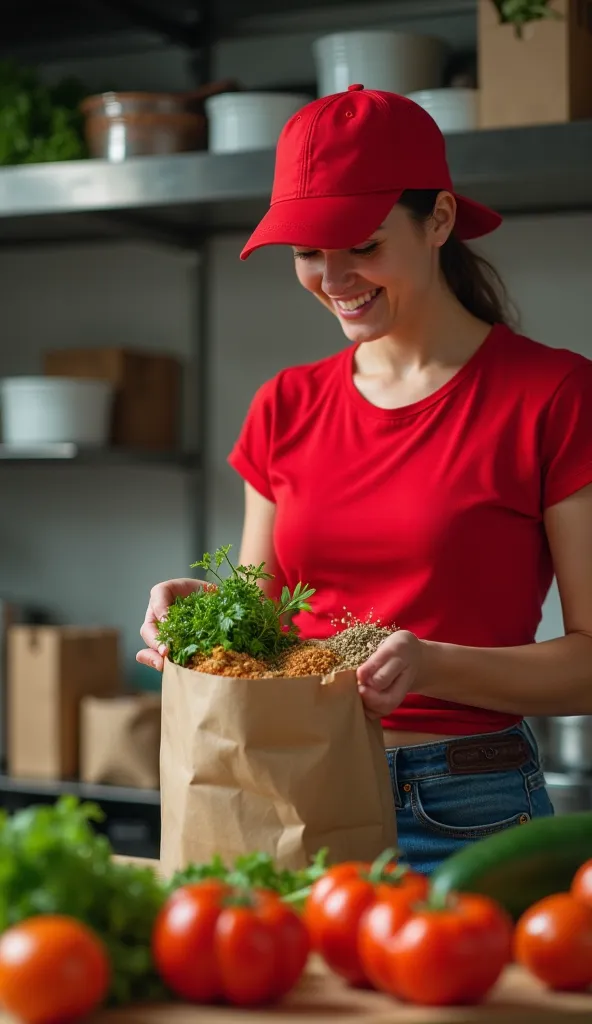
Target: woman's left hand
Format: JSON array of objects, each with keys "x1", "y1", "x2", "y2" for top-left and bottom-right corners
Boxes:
[{"x1": 356, "y1": 630, "x2": 423, "y2": 718}]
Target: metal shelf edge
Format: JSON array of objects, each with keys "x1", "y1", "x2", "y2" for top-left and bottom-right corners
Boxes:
[{"x1": 0, "y1": 774, "x2": 161, "y2": 806}]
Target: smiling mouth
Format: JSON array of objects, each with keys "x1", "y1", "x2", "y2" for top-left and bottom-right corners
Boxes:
[{"x1": 333, "y1": 287, "x2": 382, "y2": 315}]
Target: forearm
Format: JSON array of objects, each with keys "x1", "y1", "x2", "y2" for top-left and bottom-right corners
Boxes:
[{"x1": 419, "y1": 632, "x2": 592, "y2": 716}]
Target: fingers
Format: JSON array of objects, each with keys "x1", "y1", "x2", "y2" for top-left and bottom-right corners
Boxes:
[
  {"x1": 140, "y1": 578, "x2": 203, "y2": 653},
  {"x1": 356, "y1": 636, "x2": 399, "y2": 686},
  {"x1": 136, "y1": 648, "x2": 164, "y2": 673},
  {"x1": 358, "y1": 668, "x2": 413, "y2": 717},
  {"x1": 150, "y1": 578, "x2": 200, "y2": 622}
]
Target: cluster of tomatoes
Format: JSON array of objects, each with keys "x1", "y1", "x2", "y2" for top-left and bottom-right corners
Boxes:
[{"x1": 1, "y1": 856, "x2": 592, "y2": 1024}]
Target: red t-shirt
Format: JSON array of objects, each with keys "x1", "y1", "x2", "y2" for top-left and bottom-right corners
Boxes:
[{"x1": 228, "y1": 325, "x2": 592, "y2": 735}]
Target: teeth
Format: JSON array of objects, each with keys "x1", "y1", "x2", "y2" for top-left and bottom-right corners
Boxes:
[{"x1": 337, "y1": 289, "x2": 378, "y2": 311}]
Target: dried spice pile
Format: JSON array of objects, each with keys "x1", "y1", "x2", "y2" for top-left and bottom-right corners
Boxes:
[
  {"x1": 320, "y1": 618, "x2": 399, "y2": 670},
  {"x1": 190, "y1": 647, "x2": 268, "y2": 678},
  {"x1": 268, "y1": 645, "x2": 339, "y2": 678}
]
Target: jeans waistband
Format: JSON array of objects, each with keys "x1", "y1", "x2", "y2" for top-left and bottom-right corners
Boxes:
[{"x1": 385, "y1": 723, "x2": 540, "y2": 784}]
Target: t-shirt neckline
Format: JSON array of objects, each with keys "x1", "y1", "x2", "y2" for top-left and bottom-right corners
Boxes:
[{"x1": 343, "y1": 323, "x2": 504, "y2": 420}]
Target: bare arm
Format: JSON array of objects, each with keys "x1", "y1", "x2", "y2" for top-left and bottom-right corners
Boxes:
[
  {"x1": 238, "y1": 482, "x2": 279, "y2": 598},
  {"x1": 358, "y1": 483, "x2": 592, "y2": 717}
]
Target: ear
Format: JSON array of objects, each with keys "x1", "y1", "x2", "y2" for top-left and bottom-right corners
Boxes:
[{"x1": 427, "y1": 191, "x2": 457, "y2": 249}]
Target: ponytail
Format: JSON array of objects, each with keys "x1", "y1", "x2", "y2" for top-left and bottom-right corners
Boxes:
[{"x1": 399, "y1": 190, "x2": 514, "y2": 327}]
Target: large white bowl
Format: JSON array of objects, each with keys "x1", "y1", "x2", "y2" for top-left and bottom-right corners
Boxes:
[
  {"x1": 313, "y1": 30, "x2": 447, "y2": 98},
  {"x1": 0, "y1": 376, "x2": 114, "y2": 446}
]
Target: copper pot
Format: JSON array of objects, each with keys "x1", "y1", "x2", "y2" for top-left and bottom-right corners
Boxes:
[{"x1": 81, "y1": 79, "x2": 239, "y2": 161}]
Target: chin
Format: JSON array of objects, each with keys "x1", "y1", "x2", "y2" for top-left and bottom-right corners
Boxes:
[{"x1": 340, "y1": 320, "x2": 388, "y2": 345}]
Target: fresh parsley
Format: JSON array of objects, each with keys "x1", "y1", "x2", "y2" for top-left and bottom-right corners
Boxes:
[
  {"x1": 0, "y1": 797, "x2": 167, "y2": 1005},
  {"x1": 156, "y1": 545, "x2": 315, "y2": 665},
  {"x1": 169, "y1": 848, "x2": 329, "y2": 910}
]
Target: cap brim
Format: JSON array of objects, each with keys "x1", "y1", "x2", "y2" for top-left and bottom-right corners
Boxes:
[
  {"x1": 240, "y1": 191, "x2": 502, "y2": 260},
  {"x1": 240, "y1": 192, "x2": 400, "y2": 260}
]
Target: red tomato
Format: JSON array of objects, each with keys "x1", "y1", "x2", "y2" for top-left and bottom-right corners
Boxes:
[
  {"x1": 0, "y1": 915, "x2": 110, "y2": 1024},
  {"x1": 304, "y1": 859, "x2": 428, "y2": 987},
  {"x1": 571, "y1": 859, "x2": 592, "y2": 909},
  {"x1": 358, "y1": 895, "x2": 415, "y2": 994},
  {"x1": 514, "y1": 892, "x2": 592, "y2": 992},
  {"x1": 153, "y1": 882, "x2": 309, "y2": 1007},
  {"x1": 383, "y1": 893, "x2": 513, "y2": 1006}
]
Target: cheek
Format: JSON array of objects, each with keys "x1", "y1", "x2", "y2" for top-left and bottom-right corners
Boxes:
[
  {"x1": 378, "y1": 245, "x2": 432, "y2": 299},
  {"x1": 294, "y1": 261, "x2": 321, "y2": 295}
]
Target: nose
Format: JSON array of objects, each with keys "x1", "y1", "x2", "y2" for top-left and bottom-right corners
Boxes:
[{"x1": 321, "y1": 251, "x2": 356, "y2": 297}]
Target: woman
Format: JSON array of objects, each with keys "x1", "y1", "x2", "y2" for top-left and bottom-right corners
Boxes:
[{"x1": 138, "y1": 86, "x2": 592, "y2": 874}]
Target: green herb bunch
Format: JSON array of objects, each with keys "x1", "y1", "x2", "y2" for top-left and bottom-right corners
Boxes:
[
  {"x1": 0, "y1": 61, "x2": 89, "y2": 166},
  {"x1": 0, "y1": 797, "x2": 167, "y2": 1005},
  {"x1": 156, "y1": 545, "x2": 315, "y2": 666},
  {"x1": 169, "y1": 848, "x2": 329, "y2": 909},
  {"x1": 491, "y1": 0, "x2": 562, "y2": 38}
]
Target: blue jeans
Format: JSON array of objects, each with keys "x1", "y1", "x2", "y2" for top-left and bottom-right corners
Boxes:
[{"x1": 385, "y1": 723, "x2": 554, "y2": 876}]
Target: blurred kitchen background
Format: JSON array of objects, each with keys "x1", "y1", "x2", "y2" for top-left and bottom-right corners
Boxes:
[{"x1": 0, "y1": 0, "x2": 591, "y2": 856}]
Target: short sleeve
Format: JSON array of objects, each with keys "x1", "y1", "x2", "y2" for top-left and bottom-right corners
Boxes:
[
  {"x1": 227, "y1": 378, "x2": 277, "y2": 502},
  {"x1": 542, "y1": 363, "x2": 592, "y2": 509}
]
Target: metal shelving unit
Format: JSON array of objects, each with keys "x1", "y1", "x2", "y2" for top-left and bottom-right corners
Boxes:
[
  {"x1": 0, "y1": 443, "x2": 198, "y2": 466},
  {"x1": 1, "y1": 119, "x2": 592, "y2": 251}
]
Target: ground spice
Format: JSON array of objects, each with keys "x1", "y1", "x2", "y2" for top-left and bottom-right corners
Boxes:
[
  {"x1": 267, "y1": 644, "x2": 339, "y2": 678},
  {"x1": 190, "y1": 647, "x2": 268, "y2": 678},
  {"x1": 320, "y1": 619, "x2": 399, "y2": 670}
]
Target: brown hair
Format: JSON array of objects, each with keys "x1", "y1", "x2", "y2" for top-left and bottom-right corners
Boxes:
[{"x1": 398, "y1": 190, "x2": 514, "y2": 327}]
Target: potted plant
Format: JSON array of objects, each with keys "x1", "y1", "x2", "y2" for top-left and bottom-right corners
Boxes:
[
  {"x1": 489, "y1": 0, "x2": 562, "y2": 39},
  {"x1": 478, "y1": 0, "x2": 592, "y2": 128}
]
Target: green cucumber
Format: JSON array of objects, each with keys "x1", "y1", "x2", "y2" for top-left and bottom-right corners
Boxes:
[{"x1": 430, "y1": 812, "x2": 592, "y2": 920}]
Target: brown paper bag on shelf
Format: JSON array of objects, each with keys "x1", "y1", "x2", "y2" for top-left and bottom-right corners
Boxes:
[
  {"x1": 80, "y1": 694, "x2": 161, "y2": 789},
  {"x1": 160, "y1": 661, "x2": 397, "y2": 874},
  {"x1": 478, "y1": 0, "x2": 592, "y2": 128},
  {"x1": 7, "y1": 626, "x2": 120, "y2": 780}
]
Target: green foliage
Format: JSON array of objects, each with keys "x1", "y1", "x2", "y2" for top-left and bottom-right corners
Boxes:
[
  {"x1": 490, "y1": 0, "x2": 562, "y2": 37},
  {"x1": 0, "y1": 61, "x2": 88, "y2": 166},
  {"x1": 0, "y1": 797, "x2": 167, "y2": 1004},
  {"x1": 156, "y1": 545, "x2": 315, "y2": 665},
  {"x1": 170, "y1": 848, "x2": 329, "y2": 907}
]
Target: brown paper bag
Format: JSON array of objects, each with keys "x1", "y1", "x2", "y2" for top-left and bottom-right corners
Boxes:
[
  {"x1": 160, "y1": 661, "x2": 397, "y2": 874},
  {"x1": 478, "y1": 0, "x2": 592, "y2": 128},
  {"x1": 80, "y1": 694, "x2": 161, "y2": 789}
]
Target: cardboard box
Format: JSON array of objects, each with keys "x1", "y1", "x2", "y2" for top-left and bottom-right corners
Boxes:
[
  {"x1": 7, "y1": 626, "x2": 121, "y2": 780},
  {"x1": 81, "y1": 694, "x2": 161, "y2": 789},
  {"x1": 479, "y1": 0, "x2": 592, "y2": 127},
  {"x1": 43, "y1": 348, "x2": 181, "y2": 450}
]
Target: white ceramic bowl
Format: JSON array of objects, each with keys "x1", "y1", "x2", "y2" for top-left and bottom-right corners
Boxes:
[
  {"x1": 205, "y1": 92, "x2": 310, "y2": 153},
  {"x1": 0, "y1": 377, "x2": 114, "y2": 446},
  {"x1": 313, "y1": 30, "x2": 447, "y2": 98},
  {"x1": 406, "y1": 88, "x2": 478, "y2": 133}
]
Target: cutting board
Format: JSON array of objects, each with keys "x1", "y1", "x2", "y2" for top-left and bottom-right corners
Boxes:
[{"x1": 2, "y1": 961, "x2": 590, "y2": 1024}]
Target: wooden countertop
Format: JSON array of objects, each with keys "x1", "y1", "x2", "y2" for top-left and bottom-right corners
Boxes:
[{"x1": 1, "y1": 857, "x2": 587, "y2": 1022}]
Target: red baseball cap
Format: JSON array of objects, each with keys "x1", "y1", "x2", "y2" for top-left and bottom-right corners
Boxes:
[{"x1": 241, "y1": 84, "x2": 501, "y2": 260}]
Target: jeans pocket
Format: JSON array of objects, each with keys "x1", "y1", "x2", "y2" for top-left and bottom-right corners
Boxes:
[{"x1": 411, "y1": 769, "x2": 532, "y2": 840}]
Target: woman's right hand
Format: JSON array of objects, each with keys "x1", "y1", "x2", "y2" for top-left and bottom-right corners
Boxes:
[{"x1": 137, "y1": 578, "x2": 205, "y2": 672}]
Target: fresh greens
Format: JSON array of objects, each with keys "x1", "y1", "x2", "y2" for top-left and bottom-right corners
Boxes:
[
  {"x1": 169, "y1": 848, "x2": 329, "y2": 909},
  {"x1": 0, "y1": 797, "x2": 167, "y2": 1004},
  {"x1": 0, "y1": 61, "x2": 88, "y2": 166},
  {"x1": 156, "y1": 545, "x2": 315, "y2": 665},
  {"x1": 0, "y1": 796, "x2": 331, "y2": 1003},
  {"x1": 490, "y1": 0, "x2": 562, "y2": 37}
]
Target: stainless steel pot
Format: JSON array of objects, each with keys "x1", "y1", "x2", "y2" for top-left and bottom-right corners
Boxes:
[
  {"x1": 545, "y1": 771, "x2": 592, "y2": 815},
  {"x1": 548, "y1": 716, "x2": 592, "y2": 772}
]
